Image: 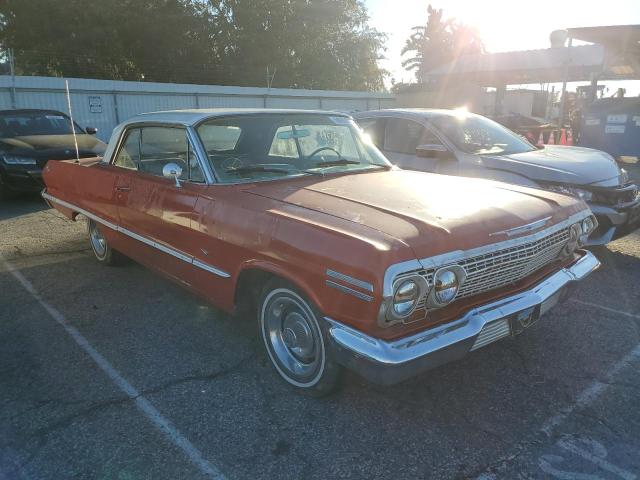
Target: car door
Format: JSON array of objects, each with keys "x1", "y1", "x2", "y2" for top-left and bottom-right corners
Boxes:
[{"x1": 115, "y1": 125, "x2": 207, "y2": 282}]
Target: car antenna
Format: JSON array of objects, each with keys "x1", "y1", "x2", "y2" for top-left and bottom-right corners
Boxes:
[{"x1": 64, "y1": 79, "x2": 80, "y2": 163}]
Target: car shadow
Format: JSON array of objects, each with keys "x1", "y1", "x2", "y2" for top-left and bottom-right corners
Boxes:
[{"x1": 0, "y1": 194, "x2": 50, "y2": 221}]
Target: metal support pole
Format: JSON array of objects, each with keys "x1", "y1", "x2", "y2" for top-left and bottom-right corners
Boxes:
[
  {"x1": 112, "y1": 92, "x2": 120, "y2": 123},
  {"x1": 8, "y1": 48, "x2": 16, "y2": 109},
  {"x1": 558, "y1": 36, "x2": 573, "y2": 128},
  {"x1": 494, "y1": 85, "x2": 506, "y2": 116}
]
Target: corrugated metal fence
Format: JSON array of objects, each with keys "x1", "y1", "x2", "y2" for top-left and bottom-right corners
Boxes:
[{"x1": 0, "y1": 75, "x2": 396, "y2": 141}]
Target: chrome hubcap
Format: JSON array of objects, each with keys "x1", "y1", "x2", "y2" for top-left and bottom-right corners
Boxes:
[
  {"x1": 262, "y1": 290, "x2": 323, "y2": 385},
  {"x1": 89, "y1": 222, "x2": 107, "y2": 258}
]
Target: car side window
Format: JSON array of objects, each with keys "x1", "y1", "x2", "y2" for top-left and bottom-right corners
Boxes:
[
  {"x1": 384, "y1": 118, "x2": 428, "y2": 155},
  {"x1": 419, "y1": 127, "x2": 443, "y2": 146},
  {"x1": 139, "y1": 127, "x2": 204, "y2": 183},
  {"x1": 113, "y1": 129, "x2": 141, "y2": 170},
  {"x1": 357, "y1": 118, "x2": 385, "y2": 149}
]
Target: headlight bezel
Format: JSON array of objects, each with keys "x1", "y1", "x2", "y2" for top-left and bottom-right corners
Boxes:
[
  {"x1": 387, "y1": 274, "x2": 428, "y2": 322},
  {"x1": 2, "y1": 155, "x2": 37, "y2": 165}
]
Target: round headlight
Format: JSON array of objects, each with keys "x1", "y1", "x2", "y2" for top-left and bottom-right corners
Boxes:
[
  {"x1": 393, "y1": 279, "x2": 420, "y2": 316},
  {"x1": 582, "y1": 216, "x2": 595, "y2": 235},
  {"x1": 426, "y1": 266, "x2": 466, "y2": 308},
  {"x1": 434, "y1": 270, "x2": 459, "y2": 305},
  {"x1": 562, "y1": 223, "x2": 581, "y2": 256}
]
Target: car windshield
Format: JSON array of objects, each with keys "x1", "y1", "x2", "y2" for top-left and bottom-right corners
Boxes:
[
  {"x1": 431, "y1": 113, "x2": 536, "y2": 156},
  {"x1": 196, "y1": 114, "x2": 390, "y2": 183},
  {"x1": 0, "y1": 112, "x2": 84, "y2": 137}
]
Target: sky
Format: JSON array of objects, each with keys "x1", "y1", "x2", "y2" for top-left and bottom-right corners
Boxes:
[{"x1": 365, "y1": 0, "x2": 640, "y2": 94}]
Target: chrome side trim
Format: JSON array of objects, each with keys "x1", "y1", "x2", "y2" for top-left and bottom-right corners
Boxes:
[
  {"x1": 326, "y1": 269, "x2": 374, "y2": 292},
  {"x1": 325, "y1": 250, "x2": 600, "y2": 385},
  {"x1": 193, "y1": 259, "x2": 231, "y2": 278},
  {"x1": 43, "y1": 192, "x2": 119, "y2": 231},
  {"x1": 326, "y1": 280, "x2": 373, "y2": 302},
  {"x1": 42, "y1": 192, "x2": 230, "y2": 278}
]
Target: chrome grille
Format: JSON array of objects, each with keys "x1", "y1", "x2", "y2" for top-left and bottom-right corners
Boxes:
[
  {"x1": 414, "y1": 226, "x2": 570, "y2": 310},
  {"x1": 470, "y1": 319, "x2": 511, "y2": 351}
]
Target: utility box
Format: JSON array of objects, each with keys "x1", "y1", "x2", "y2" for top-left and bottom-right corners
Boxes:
[{"x1": 580, "y1": 98, "x2": 640, "y2": 162}]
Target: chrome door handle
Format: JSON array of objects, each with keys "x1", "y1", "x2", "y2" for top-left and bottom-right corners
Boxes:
[{"x1": 115, "y1": 186, "x2": 130, "y2": 192}]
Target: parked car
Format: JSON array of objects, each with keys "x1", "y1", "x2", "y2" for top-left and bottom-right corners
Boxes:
[
  {"x1": 0, "y1": 109, "x2": 106, "y2": 198},
  {"x1": 354, "y1": 109, "x2": 640, "y2": 245},
  {"x1": 43, "y1": 109, "x2": 600, "y2": 395}
]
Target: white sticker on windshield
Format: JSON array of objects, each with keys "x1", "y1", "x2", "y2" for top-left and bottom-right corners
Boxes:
[{"x1": 330, "y1": 116, "x2": 352, "y2": 125}]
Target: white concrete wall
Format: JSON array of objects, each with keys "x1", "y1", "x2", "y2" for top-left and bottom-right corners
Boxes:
[{"x1": 0, "y1": 76, "x2": 395, "y2": 141}]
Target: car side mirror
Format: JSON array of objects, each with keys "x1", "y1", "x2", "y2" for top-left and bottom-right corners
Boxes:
[
  {"x1": 416, "y1": 144, "x2": 453, "y2": 159},
  {"x1": 85, "y1": 127, "x2": 98, "y2": 135},
  {"x1": 162, "y1": 163, "x2": 183, "y2": 188}
]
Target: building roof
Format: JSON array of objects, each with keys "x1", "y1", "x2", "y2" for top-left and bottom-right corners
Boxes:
[
  {"x1": 425, "y1": 45, "x2": 606, "y2": 85},
  {"x1": 568, "y1": 25, "x2": 640, "y2": 53}
]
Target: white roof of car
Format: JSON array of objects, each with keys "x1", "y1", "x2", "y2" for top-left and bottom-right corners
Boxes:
[{"x1": 122, "y1": 108, "x2": 349, "y2": 127}]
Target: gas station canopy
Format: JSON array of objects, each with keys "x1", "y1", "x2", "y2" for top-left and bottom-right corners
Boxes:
[{"x1": 425, "y1": 25, "x2": 640, "y2": 87}]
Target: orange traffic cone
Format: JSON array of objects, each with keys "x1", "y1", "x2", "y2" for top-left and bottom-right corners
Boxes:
[{"x1": 559, "y1": 129, "x2": 567, "y2": 145}]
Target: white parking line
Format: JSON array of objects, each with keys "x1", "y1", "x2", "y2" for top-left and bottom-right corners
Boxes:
[
  {"x1": 571, "y1": 299, "x2": 640, "y2": 320},
  {"x1": 475, "y1": 338, "x2": 640, "y2": 479},
  {"x1": 1, "y1": 256, "x2": 227, "y2": 480},
  {"x1": 541, "y1": 342, "x2": 640, "y2": 436}
]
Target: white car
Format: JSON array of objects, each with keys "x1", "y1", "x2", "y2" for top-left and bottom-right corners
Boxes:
[{"x1": 354, "y1": 108, "x2": 640, "y2": 245}]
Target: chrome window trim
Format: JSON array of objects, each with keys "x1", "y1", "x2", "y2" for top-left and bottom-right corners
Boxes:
[
  {"x1": 381, "y1": 210, "x2": 591, "y2": 298},
  {"x1": 108, "y1": 122, "x2": 215, "y2": 185},
  {"x1": 325, "y1": 280, "x2": 374, "y2": 302},
  {"x1": 186, "y1": 126, "x2": 216, "y2": 184},
  {"x1": 326, "y1": 269, "x2": 374, "y2": 293},
  {"x1": 42, "y1": 192, "x2": 230, "y2": 278}
]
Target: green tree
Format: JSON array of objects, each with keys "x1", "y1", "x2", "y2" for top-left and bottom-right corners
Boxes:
[
  {"x1": 402, "y1": 4, "x2": 484, "y2": 83},
  {"x1": 206, "y1": 0, "x2": 386, "y2": 90},
  {"x1": 0, "y1": 0, "x2": 386, "y2": 90},
  {"x1": 0, "y1": 0, "x2": 216, "y2": 82}
]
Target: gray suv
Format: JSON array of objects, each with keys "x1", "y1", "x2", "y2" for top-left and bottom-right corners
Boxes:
[{"x1": 354, "y1": 108, "x2": 640, "y2": 245}]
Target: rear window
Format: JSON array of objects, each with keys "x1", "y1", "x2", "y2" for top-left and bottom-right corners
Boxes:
[{"x1": 0, "y1": 112, "x2": 83, "y2": 137}]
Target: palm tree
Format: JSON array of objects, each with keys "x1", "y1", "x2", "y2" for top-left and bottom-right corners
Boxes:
[{"x1": 402, "y1": 5, "x2": 485, "y2": 83}]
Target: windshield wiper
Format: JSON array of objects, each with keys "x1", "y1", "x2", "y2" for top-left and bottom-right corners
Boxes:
[
  {"x1": 225, "y1": 165, "x2": 292, "y2": 175},
  {"x1": 313, "y1": 159, "x2": 361, "y2": 168}
]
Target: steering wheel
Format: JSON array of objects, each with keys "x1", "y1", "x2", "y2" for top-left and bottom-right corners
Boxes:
[{"x1": 307, "y1": 146, "x2": 341, "y2": 161}]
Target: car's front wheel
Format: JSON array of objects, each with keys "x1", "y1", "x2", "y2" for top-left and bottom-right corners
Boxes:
[
  {"x1": 87, "y1": 219, "x2": 120, "y2": 265},
  {"x1": 259, "y1": 279, "x2": 341, "y2": 396}
]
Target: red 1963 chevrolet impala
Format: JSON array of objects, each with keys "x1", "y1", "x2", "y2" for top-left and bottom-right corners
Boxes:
[{"x1": 42, "y1": 109, "x2": 600, "y2": 395}]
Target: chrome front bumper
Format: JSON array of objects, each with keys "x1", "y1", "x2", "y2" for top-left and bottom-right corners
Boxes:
[{"x1": 325, "y1": 250, "x2": 600, "y2": 386}]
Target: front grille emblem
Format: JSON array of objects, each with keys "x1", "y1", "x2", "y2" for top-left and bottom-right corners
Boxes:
[{"x1": 490, "y1": 216, "x2": 552, "y2": 237}]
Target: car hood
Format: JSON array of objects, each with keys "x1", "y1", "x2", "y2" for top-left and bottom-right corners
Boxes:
[
  {"x1": 245, "y1": 170, "x2": 585, "y2": 259},
  {"x1": 0, "y1": 134, "x2": 106, "y2": 161},
  {"x1": 480, "y1": 145, "x2": 624, "y2": 187}
]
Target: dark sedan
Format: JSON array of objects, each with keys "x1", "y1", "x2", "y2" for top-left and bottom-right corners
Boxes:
[{"x1": 0, "y1": 109, "x2": 106, "y2": 198}]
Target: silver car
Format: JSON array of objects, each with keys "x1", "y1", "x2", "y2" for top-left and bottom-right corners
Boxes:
[{"x1": 354, "y1": 109, "x2": 640, "y2": 245}]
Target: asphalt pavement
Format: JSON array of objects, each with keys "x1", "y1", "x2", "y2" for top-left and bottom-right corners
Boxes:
[{"x1": 1, "y1": 192, "x2": 639, "y2": 480}]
